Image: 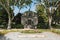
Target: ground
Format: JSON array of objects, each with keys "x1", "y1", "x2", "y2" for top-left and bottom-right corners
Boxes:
[{"x1": 0, "y1": 32, "x2": 60, "y2": 40}]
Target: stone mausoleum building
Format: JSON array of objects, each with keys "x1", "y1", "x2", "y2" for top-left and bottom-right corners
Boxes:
[{"x1": 21, "y1": 11, "x2": 38, "y2": 29}]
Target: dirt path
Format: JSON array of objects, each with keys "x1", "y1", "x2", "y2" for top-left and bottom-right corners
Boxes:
[{"x1": 0, "y1": 32, "x2": 60, "y2": 40}]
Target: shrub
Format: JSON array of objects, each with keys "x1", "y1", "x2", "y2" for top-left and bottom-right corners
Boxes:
[
  {"x1": 12, "y1": 24, "x2": 24, "y2": 29},
  {"x1": 37, "y1": 23, "x2": 48, "y2": 29}
]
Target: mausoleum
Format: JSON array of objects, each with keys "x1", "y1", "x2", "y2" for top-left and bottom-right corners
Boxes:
[{"x1": 21, "y1": 11, "x2": 38, "y2": 29}]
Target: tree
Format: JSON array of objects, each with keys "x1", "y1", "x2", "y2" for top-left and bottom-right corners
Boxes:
[
  {"x1": 0, "y1": 0, "x2": 12, "y2": 29},
  {"x1": 17, "y1": 0, "x2": 32, "y2": 13},
  {"x1": 44, "y1": 0, "x2": 59, "y2": 29},
  {"x1": 57, "y1": 1, "x2": 60, "y2": 24},
  {"x1": 0, "y1": 8, "x2": 8, "y2": 28},
  {"x1": 0, "y1": 0, "x2": 32, "y2": 29},
  {"x1": 36, "y1": 4, "x2": 48, "y2": 29},
  {"x1": 35, "y1": 0, "x2": 58, "y2": 29},
  {"x1": 14, "y1": 13, "x2": 22, "y2": 24}
]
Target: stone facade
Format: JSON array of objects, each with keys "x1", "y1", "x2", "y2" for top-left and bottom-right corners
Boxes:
[{"x1": 21, "y1": 11, "x2": 38, "y2": 29}]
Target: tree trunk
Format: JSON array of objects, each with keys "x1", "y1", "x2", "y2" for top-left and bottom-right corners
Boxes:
[
  {"x1": 6, "y1": 0, "x2": 11, "y2": 29},
  {"x1": 48, "y1": 16, "x2": 52, "y2": 30},
  {"x1": 7, "y1": 15, "x2": 11, "y2": 29}
]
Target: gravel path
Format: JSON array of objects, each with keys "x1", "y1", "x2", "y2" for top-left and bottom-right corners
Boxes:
[{"x1": 0, "y1": 32, "x2": 60, "y2": 40}]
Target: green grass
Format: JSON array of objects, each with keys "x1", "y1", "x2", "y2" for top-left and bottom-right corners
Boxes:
[
  {"x1": 21, "y1": 30, "x2": 42, "y2": 33},
  {"x1": 0, "y1": 29, "x2": 20, "y2": 35},
  {"x1": 0, "y1": 29, "x2": 43, "y2": 35},
  {"x1": 1, "y1": 29, "x2": 60, "y2": 36},
  {"x1": 51, "y1": 29, "x2": 60, "y2": 34}
]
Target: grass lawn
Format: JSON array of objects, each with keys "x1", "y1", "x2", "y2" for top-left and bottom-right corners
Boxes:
[
  {"x1": 0, "y1": 29, "x2": 50, "y2": 35},
  {"x1": 51, "y1": 29, "x2": 60, "y2": 34},
  {"x1": 0, "y1": 29, "x2": 60, "y2": 35}
]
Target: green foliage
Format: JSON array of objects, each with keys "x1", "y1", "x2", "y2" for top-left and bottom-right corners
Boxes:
[
  {"x1": 0, "y1": 8, "x2": 8, "y2": 29},
  {"x1": 37, "y1": 23, "x2": 48, "y2": 29},
  {"x1": 44, "y1": 0, "x2": 58, "y2": 7},
  {"x1": 25, "y1": 0, "x2": 32, "y2": 5},
  {"x1": 16, "y1": 0, "x2": 32, "y2": 10},
  {"x1": 52, "y1": 24, "x2": 60, "y2": 29},
  {"x1": 36, "y1": 4, "x2": 48, "y2": 22},
  {"x1": 12, "y1": 24, "x2": 24, "y2": 29},
  {"x1": 36, "y1": 4, "x2": 48, "y2": 29},
  {"x1": 36, "y1": 4, "x2": 45, "y2": 13},
  {"x1": 36, "y1": 0, "x2": 60, "y2": 29}
]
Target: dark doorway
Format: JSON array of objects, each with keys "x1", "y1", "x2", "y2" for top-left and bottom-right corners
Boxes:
[{"x1": 27, "y1": 20, "x2": 32, "y2": 25}]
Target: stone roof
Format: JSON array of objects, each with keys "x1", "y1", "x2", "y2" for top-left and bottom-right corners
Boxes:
[{"x1": 22, "y1": 11, "x2": 37, "y2": 17}]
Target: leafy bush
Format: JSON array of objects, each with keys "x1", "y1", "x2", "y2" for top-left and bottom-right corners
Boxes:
[
  {"x1": 52, "y1": 24, "x2": 60, "y2": 29},
  {"x1": 37, "y1": 23, "x2": 48, "y2": 29},
  {"x1": 0, "y1": 24, "x2": 7, "y2": 29},
  {"x1": 12, "y1": 24, "x2": 24, "y2": 29}
]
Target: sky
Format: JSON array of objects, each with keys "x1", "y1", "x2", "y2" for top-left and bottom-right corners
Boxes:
[
  {"x1": 13, "y1": 0, "x2": 58, "y2": 16},
  {"x1": 13, "y1": 0, "x2": 37, "y2": 16}
]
